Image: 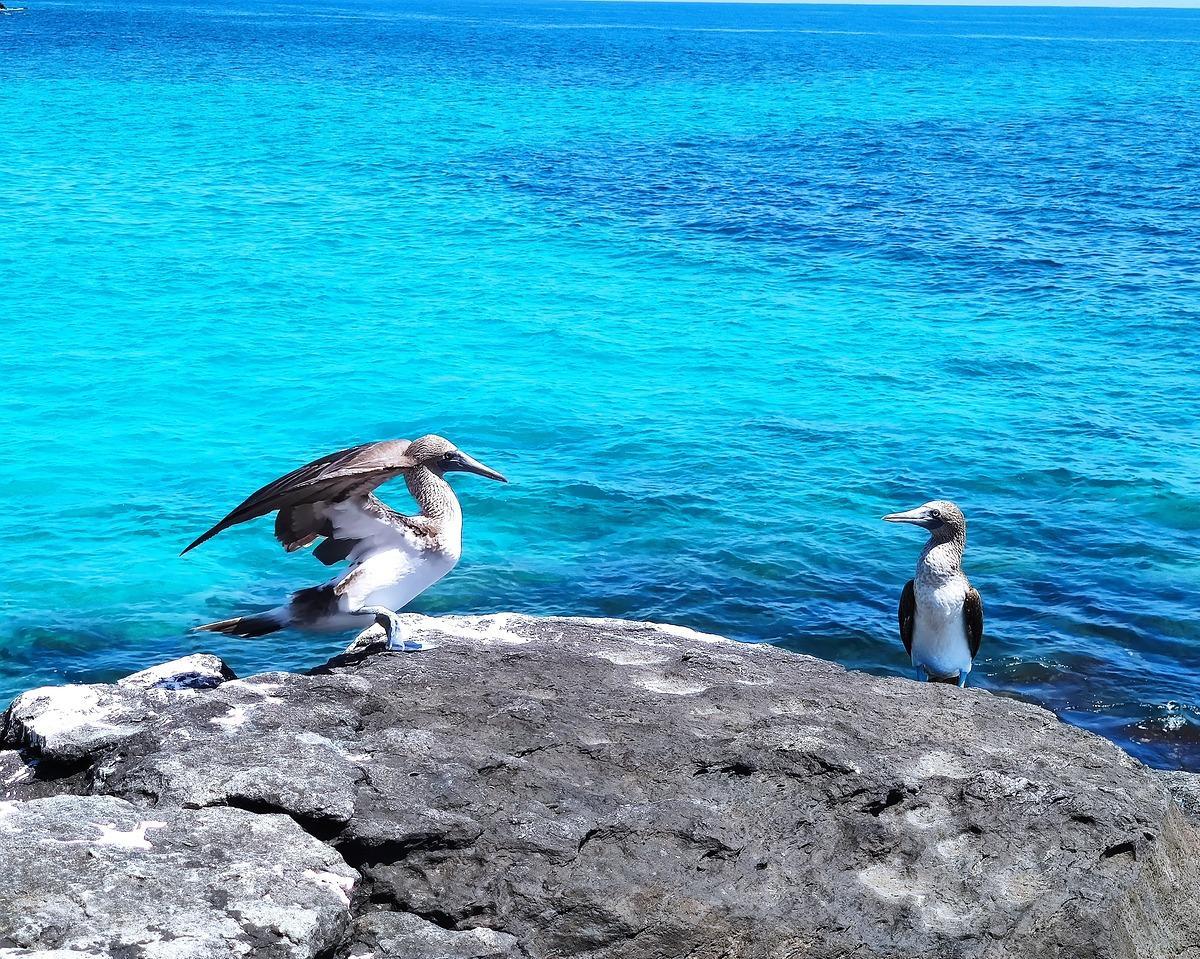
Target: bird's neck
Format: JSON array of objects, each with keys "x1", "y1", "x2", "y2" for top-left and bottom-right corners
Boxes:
[
  {"x1": 918, "y1": 531, "x2": 965, "y2": 580},
  {"x1": 405, "y1": 468, "x2": 462, "y2": 535}
]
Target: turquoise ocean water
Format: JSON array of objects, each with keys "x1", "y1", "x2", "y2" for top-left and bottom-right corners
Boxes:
[{"x1": 2, "y1": 1, "x2": 1199, "y2": 768}]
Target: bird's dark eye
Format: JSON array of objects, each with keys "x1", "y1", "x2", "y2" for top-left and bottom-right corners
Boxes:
[{"x1": 930, "y1": 508, "x2": 942, "y2": 519}]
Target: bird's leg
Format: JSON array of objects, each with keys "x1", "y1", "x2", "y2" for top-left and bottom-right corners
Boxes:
[
  {"x1": 957, "y1": 671, "x2": 969, "y2": 689},
  {"x1": 355, "y1": 606, "x2": 431, "y2": 652},
  {"x1": 355, "y1": 606, "x2": 402, "y2": 650}
]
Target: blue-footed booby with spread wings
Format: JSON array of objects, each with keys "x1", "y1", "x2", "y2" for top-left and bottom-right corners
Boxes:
[
  {"x1": 182, "y1": 435, "x2": 506, "y2": 651},
  {"x1": 883, "y1": 500, "x2": 983, "y2": 687}
]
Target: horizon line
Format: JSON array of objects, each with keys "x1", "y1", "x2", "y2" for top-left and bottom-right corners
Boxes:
[{"x1": 581, "y1": 1, "x2": 1200, "y2": 9}]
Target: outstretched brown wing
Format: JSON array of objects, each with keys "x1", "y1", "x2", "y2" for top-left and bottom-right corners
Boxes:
[
  {"x1": 964, "y1": 586, "x2": 984, "y2": 659},
  {"x1": 181, "y1": 440, "x2": 415, "y2": 555},
  {"x1": 898, "y1": 579, "x2": 915, "y2": 657}
]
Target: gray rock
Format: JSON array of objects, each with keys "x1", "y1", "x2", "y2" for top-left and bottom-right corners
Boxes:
[
  {"x1": 350, "y1": 911, "x2": 521, "y2": 958},
  {"x1": 0, "y1": 748, "x2": 40, "y2": 799},
  {"x1": 2, "y1": 614, "x2": 1198, "y2": 959},
  {"x1": 2, "y1": 682, "x2": 167, "y2": 763},
  {"x1": 2, "y1": 654, "x2": 235, "y2": 765},
  {"x1": 0, "y1": 794, "x2": 357, "y2": 958},
  {"x1": 94, "y1": 671, "x2": 370, "y2": 825},
  {"x1": 118, "y1": 653, "x2": 236, "y2": 691},
  {"x1": 1156, "y1": 769, "x2": 1200, "y2": 822}
]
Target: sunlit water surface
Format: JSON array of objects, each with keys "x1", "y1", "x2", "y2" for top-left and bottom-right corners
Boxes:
[{"x1": 2, "y1": 0, "x2": 1199, "y2": 768}]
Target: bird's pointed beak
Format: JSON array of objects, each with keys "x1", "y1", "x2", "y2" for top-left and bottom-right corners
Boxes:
[
  {"x1": 452, "y1": 451, "x2": 507, "y2": 483},
  {"x1": 883, "y1": 506, "x2": 930, "y2": 526}
]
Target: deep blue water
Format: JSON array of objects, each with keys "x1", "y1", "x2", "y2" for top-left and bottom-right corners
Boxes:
[{"x1": 2, "y1": 1, "x2": 1199, "y2": 769}]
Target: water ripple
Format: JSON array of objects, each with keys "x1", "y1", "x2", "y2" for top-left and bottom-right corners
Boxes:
[{"x1": 1, "y1": 0, "x2": 1199, "y2": 770}]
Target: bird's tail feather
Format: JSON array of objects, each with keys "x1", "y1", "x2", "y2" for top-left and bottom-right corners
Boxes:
[
  {"x1": 194, "y1": 609, "x2": 287, "y2": 638},
  {"x1": 926, "y1": 674, "x2": 960, "y2": 685}
]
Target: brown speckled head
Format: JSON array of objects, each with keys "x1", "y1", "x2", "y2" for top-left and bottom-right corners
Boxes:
[
  {"x1": 883, "y1": 500, "x2": 966, "y2": 542},
  {"x1": 406, "y1": 435, "x2": 507, "y2": 483}
]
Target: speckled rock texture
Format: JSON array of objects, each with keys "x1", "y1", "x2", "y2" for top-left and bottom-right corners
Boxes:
[
  {"x1": 1158, "y1": 770, "x2": 1200, "y2": 823},
  {"x1": 1, "y1": 614, "x2": 1197, "y2": 959},
  {"x1": 0, "y1": 795, "x2": 356, "y2": 959}
]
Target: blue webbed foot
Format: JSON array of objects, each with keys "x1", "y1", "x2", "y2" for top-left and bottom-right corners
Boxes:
[{"x1": 355, "y1": 605, "x2": 421, "y2": 653}]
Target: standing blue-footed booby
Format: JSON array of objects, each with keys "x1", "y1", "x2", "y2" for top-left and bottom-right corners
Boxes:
[
  {"x1": 883, "y1": 500, "x2": 983, "y2": 687},
  {"x1": 182, "y1": 435, "x2": 507, "y2": 651}
]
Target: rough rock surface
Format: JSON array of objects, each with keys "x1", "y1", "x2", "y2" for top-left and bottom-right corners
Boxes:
[
  {"x1": 0, "y1": 795, "x2": 355, "y2": 958},
  {"x1": 119, "y1": 653, "x2": 237, "y2": 691},
  {"x1": 349, "y1": 912, "x2": 521, "y2": 958},
  {"x1": 1157, "y1": 770, "x2": 1200, "y2": 823},
  {"x1": 4, "y1": 682, "x2": 173, "y2": 763},
  {"x1": 1, "y1": 614, "x2": 1198, "y2": 959}
]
